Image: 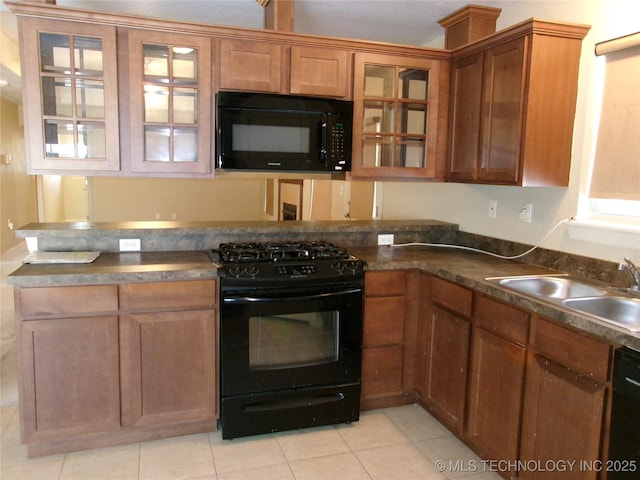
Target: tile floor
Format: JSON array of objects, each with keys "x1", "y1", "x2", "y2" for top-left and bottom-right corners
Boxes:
[{"x1": 1, "y1": 245, "x2": 502, "y2": 480}]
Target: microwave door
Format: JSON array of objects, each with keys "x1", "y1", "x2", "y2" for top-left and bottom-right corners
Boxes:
[{"x1": 219, "y1": 109, "x2": 322, "y2": 171}]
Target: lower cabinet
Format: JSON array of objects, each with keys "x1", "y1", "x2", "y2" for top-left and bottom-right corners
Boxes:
[
  {"x1": 520, "y1": 317, "x2": 613, "y2": 480},
  {"x1": 361, "y1": 270, "x2": 408, "y2": 408},
  {"x1": 418, "y1": 275, "x2": 614, "y2": 480},
  {"x1": 422, "y1": 276, "x2": 472, "y2": 434},
  {"x1": 14, "y1": 279, "x2": 218, "y2": 457},
  {"x1": 466, "y1": 295, "x2": 530, "y2": 478}
]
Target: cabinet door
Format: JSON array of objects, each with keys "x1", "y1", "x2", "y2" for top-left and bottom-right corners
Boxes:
[
  {"x1": 19, "y1": 316, "x2": 121, "y2": 442},
  {"x1": 219, "y1": 39, "x2": 282, "y2": 93},
  {"x1": 19, "y1": 18, "x2": 120, "y2": 172},
  {"x1": 423, "y1": 304, "x2": 470, "y2": 432},
  {"x1": 127, "y1": 30, "x2": 212, "y2": 174},
  {"x1": 290, "y1": 46, "x2": 350, "y2": 98},
  {"x1": 120, "y1": 309, "x2": 217, "y2": 427},
  {"x1": 467, "y1": 327, "x2": 526, "y2": 471},
  {"x1": 478, "y1": 37, "x2": 525, "y2": 184},
  {"x1": 447, "y1": 52, "x2": 483, "y2": 182},
  {"x1": 520, "y1": 353, "x2": 607, "y2": 480},
  {"x1": 352, "y1": 53, "x2": 444, "y2": 179}
]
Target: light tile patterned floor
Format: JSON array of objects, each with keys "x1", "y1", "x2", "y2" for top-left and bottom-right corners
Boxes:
[{"x1": 1, "y1": 245, "x2": 502, "y2": 480}]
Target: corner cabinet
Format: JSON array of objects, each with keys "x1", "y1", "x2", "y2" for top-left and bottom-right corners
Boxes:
[
  {"x1": 447, "y1": 20, "x2": 590, "y2": 186},
  {"x1": 125, "y1": 30, "x2": 213, "y2": 174},
  {"x1": 351, "y1": 53, "x2": 447, "y2": 179},
  {"x1": 19, "y1": 18, "x2": 120, "y2": 173}
]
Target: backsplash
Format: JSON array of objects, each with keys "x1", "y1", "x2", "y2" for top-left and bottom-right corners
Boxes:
[{"x1": 456, "y1": 231, "x2": 628, "y2": 287}]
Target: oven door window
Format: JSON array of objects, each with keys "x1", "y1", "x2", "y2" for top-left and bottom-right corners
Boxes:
[{"x1": 250, "y1": 311, "x2": 339, "y2": 370}]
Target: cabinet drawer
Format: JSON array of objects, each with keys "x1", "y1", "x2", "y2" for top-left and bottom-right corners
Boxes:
[
  {"x1": 17, "y1": 285, "x2": 118, "y2": 318},
  {"x1": 365, "y1": 270, "x2": 406, "y2": 296},
  {"x1": 120, "y1": 280, "x2": 217, "y2": 311},
  {"x1": 534, "y1": 317, "x2": 613, "y2": 382},
  {"x1": 431, "y1": 277, "x2": 473, "y2": 318},
  {"x1": 475, "y1": 294, "x2": 530, "y2": 345},
  {"x1": 364, "y1": 296, "x2": 405, "y2": 346}
]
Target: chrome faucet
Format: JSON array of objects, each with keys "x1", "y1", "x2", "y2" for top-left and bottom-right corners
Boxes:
[{"x1": 619, "y1": 257, "x2": 640, "y2": 291}]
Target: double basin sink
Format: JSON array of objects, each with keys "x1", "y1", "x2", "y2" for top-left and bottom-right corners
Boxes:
[{"x1": 486, "y1": 275, "x2": 640, "y2": 332}]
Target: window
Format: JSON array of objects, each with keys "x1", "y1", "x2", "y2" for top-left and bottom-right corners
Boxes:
[{"x1": 571, "y1": 32, "x2": 640, "y2": 249}]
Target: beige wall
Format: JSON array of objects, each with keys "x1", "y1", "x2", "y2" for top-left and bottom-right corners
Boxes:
[
  {"x1": 382, "y1": 0, "x2": 640, "y2": 263},
  {"x1": 0, "y1": 98, "x2": 38, "y2": 253},
  {"x1": 90, "y1": 176, "x2": 268, "y2": 222}
]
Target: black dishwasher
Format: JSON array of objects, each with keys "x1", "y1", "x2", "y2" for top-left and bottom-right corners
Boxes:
[{"x1": 608, "y1": 346, "x2": 640, "y2": 479}]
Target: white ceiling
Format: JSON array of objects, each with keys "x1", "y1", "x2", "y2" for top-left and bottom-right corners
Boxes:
[{"x1": 0, "y1": 0, "x2": 527, "y2": 102}]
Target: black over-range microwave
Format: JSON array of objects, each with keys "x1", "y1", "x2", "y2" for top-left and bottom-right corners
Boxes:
[{"x1": 216, "y1": 91, "x2": 353, "y2": 172}]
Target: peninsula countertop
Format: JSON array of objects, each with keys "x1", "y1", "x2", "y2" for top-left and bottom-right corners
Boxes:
[{"x1": 8, "y1": 245, "x2": 640, "y2": 350}]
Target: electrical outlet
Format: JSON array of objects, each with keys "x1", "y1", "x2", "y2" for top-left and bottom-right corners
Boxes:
[
  {"x1": 378, "y1": 234, "x2": 394, "y2": 246},
  {"x1": 488, "y1": 200, "x2": 498, "y2": 218},
  {"x1": 519, "y1": 203, "x2": 533, "y2": 223},
  {"x1": 119, "y1": 238, "x2": 141, "y2": 252}
]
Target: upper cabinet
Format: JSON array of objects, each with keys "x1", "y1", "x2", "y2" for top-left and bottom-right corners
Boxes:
[
  {"x1": 126, "y1": 30, "x2": 212, "y2": 175},
  {"x1": 447, "y1": 20, "x2": 590, "y2": 186},
  {"x1": 19, "y1": 18, "x2": 120, "y2": 173},
  {"x1": 351, "y1": 53, "x2": 447, "y2": 179},
  {"x1": 218, "y1": 39, "x2": 351, "y2": 98}
]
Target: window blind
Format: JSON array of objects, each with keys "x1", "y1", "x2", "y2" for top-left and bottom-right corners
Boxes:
[{"x1": 590, "y1": 33, "x2": 640, "y2": 201}]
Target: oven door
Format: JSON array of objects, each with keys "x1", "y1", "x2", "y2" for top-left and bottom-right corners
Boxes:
[{"x1": 220, "y1": 284, "x2": 363, "y2": 397}]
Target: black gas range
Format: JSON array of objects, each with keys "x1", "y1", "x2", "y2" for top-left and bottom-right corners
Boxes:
[
  {"x1": 212, "y1": 241, "x2": 364, "y2": 288},
  {"x1": 214, "y1": 240, "x2": 364, "y2": 439}
]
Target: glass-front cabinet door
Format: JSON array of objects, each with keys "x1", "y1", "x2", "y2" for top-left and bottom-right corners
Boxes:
[
  {"x1": 20, "y1": 18, "x2": 119, "y2": 172},
  {"x1": 352, "y1": 53, "x2": 444, "y2": 179},
  {"x1": 127, "y1": 30, "x2": 212, "y2": 174}
]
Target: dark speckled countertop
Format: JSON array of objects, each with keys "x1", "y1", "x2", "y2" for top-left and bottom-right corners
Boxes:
[{"x1": 8, "y1": 244, "x2": 640, "y2": 350}]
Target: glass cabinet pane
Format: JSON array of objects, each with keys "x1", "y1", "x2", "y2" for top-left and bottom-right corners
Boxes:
[
  {"x1": 363, "y1": 101, "x2": 394, "y2": 133},
  {"x1": 143, "y1": 44, "x2": 169, "y2": 80},
  {"x1": 399, "y1": 69, "x2": 428, "y2": 100},
  {"x1": 42, "y1": 77, "x2": 72, "y2": 116},
  {"x1": 78, "y1": 122, "x2": 106, "y2": 158},
  {"x1": 172, "y1": 47, "x2": 197, "y2": 82},
  {"x1": 399, "y1": 103, "x2": 427, "y2": 135},
  {"x1": 144, "y1": 85, "x2": 169, "y2": 123},
  {"x1": 396, "y1": 139, "x2": 425, "y2": 168},
  {"x1": 364, "y1": 65, "x2": 395, "y2": 97},
  {"x1": 144, "y1": 126, "x2": 170, "y2": 162},
  {"x1": 75, "y1": 79, "x2": 105, "y2": 118},
  {"x1": 173, "y1": 127, "x2": 198, "y2": 162},
  {"x1": 44, "y1": 120, "x2": 75, "y2": 157},
  {"x1": 73, "y1": 36, "x2": 103, "y2": 75},
  {"x1": 362, "y1": 136, "x2": 394, "y2": 167},
  {"x1": 173, "y1": 88, "x2": 197, "y2": 124},
  {"x1": 40, "y1": 33, "x2": 72, "y2": 73}
]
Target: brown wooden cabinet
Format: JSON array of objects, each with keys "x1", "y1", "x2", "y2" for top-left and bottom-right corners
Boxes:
[
  {"x1": 466, "y1": 295, "x2": 530, "y2": 476},
  {"x1": 126, "y1": 30, "x2": 213, "y2": 175},
  {"x1": 352, "y1": 52, "x2": 447, "y2": 179},
  {"x1": 421, "y1": 276, "x2": 472, "y2": 433},
  {"x1": 361, "y1": 270, "x2": 408, "y2": 408},
  {"x1": 119, "y1": 280, "x2": 218, "y2": 428},
  {"x1": 219, "y1": 40, "x2": 351, "y2": 98},
  {"x1": 14, "y1": 279, "x2": 218, "y2": 457},
  {"x1": 15, "y1": 285, "x2": 121, "y2": 444},
  {"x1": 18, "y1": 18, "x2": 120, "y2": 173},
  {"x1": 520, "y1": 317, "x2": 614, "y2": 480},
  {"x1": 447, "y1": 20, "x2": 590, "y2": 185}
]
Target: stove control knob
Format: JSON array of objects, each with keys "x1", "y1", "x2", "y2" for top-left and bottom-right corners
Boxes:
[
  {"x1": 245, "y1": 265, "x2": 259, "y2": 276},
  {"x1": 345, "y1": 261, "x2": 359, "y2": 272},
  {"x1": 331, "y1": 262, "x2": 345, "y2": 272},
  {"x1": 228, "y1": 266, "x2": 243, "y2": 277}
]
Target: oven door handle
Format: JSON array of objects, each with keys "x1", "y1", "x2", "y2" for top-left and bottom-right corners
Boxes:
[{"x1": 223, "y1": 288, "x2": 362, "y2": 304}]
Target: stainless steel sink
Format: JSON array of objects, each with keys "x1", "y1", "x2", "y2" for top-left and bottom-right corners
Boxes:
[
  {"x1": 563, "y1": 296, "x2": 640, "y2": 332},
  {"x1": 494, "y1": 276, "x2": 608, "y2": 300}
]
